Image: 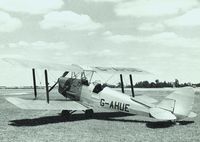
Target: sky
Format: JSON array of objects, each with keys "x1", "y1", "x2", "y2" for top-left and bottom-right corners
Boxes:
[{"x1": 0, "y1": 0, "x2": 200, "y2": 86}]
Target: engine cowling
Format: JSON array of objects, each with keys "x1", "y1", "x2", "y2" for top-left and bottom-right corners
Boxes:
[{"x1": 58, "y1": 77, "x2": 82, "y2": 100}]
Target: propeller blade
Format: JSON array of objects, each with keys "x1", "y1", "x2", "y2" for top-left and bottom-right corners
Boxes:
[
  {"x1": 48, "y1": 80, "x2": 58, "y2": 93},
  {"x1": 62, "y1": 71, "x2": 69, "y2": 77}
]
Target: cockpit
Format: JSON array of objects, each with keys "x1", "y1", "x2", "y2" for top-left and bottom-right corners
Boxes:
[{"x1": 92, "y1": 83, "x2": 105, "y2": 94}]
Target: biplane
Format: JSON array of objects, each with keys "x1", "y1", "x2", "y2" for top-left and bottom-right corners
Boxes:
[{"x1": 3, "y1": 58, "x2": 197, "y2": 122}]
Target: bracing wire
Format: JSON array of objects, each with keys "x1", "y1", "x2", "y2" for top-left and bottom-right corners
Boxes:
[
  {"x1": 35, "y1": 70, "x2": 42, "y2": 86},
  {"x1": 49, "y1": 71, "x2": 59, "y2": 84},
  {"x1": 95, "y1": 72, "x2": 106, "y2": 84},
  {"x1": 105, "y1": 74, "x2": 115, "y2": 84},
  {"x1": 109, "y1": 75, "x2": 119, "y2": 85},
  {"x1": 124, "y1": 75, "x2": 128, "y2": 87}
]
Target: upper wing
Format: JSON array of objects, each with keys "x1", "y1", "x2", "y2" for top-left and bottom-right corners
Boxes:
[
  {"x1": 2, "y1": 58, "x2": 149, "y2": 74},
  {"x1": 2, "y1": 58, "x2": 83, "y2": 72},
  {"x1": 6, "y1": 97, "x2": 88, "y2": 110},
  {"x1": 92, "y1": 66, "x2": 150, "y2": 74}
]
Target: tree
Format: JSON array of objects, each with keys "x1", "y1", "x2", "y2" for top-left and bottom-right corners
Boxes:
[{"x1": 175, "y1": 79, "x2": 179, "y2": 87}]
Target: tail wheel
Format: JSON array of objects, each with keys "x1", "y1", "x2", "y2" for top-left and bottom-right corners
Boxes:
[{"x1": 85, "y1": 109, "x2": 94, "y2": 119}]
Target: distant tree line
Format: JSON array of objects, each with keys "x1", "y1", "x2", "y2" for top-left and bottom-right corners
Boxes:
[
  {"x1": 104, "y1": 79, "x2": 198, "y2": 88},
  {"x1": 131, "y1": 79, "x2": 192, "y2": 88}
]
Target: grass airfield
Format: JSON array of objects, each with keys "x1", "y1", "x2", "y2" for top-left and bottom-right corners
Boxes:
[{"x1": 0, "y1": 88, "x2": 200, "y2": 142}]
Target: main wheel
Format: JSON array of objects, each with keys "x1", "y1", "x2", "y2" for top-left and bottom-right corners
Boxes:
[
  {"x1": 85, "y1": 109, "x2": 94, "y2": 119},
  {"x1": 61, "y1": 110, "x2": 71, "y2": 118},
  {"x1": 170, "y1": 120, "x2": 178, "y2": 125}
]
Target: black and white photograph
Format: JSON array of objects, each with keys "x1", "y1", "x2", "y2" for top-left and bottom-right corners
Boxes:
[{"x1": 0, "y1": 0, "x2": 200, "y2": 141}]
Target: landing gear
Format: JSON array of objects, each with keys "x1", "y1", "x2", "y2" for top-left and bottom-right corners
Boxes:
[
  {"x1": 61, "y1": 110, "x2": 71, "y2": 118},
  {"x1": 61, "y1": 109, "x2": 94, "y2": 119},
  {"x1": 85, "y1": 109, "x2": 94, "y2": 119},
  {"x1": 170, "y1": 119, "x2": 178, "y2": 125}
]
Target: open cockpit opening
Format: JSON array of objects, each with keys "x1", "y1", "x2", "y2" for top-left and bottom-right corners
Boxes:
[{"x1": 93, "y1": 83, "x2": 105, "y2": 94}]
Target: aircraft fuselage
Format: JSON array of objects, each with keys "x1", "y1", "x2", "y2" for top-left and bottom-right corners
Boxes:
[{"x1": 80, "y1": 85, "x2": 150, "y2": 116}]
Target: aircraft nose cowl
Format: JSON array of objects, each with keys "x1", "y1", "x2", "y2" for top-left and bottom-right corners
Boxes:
[{"x1": 149, "y1": 107, "x2": 176, "y2": 120}]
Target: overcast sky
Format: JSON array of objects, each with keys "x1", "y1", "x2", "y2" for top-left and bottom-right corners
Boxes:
[{"x1": 0, "y1": 0, "x2": 200, "y2": 86}]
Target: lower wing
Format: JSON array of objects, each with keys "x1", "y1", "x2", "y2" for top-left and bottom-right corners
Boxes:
[{"x1": 6, "y1": 97, "x2": 88, "y2": 111}]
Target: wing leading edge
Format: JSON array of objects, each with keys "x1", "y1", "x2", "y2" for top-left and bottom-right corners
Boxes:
[{"x1": 2, "y1": 58, "x2": 83, "y2": 72}]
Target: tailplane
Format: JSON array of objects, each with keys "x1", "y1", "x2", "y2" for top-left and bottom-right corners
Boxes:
[{"x1": 156, "y1": 87, "x2": 196, "y2": 120}]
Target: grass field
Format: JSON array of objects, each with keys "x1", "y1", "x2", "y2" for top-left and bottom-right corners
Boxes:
[{"x1": 0, "y1": 88, "x2": 200, "y2": 142}]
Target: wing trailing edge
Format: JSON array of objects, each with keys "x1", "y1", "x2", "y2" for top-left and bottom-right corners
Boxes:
[{"x1": 92, "y1": 66, "x2": 150, "y2": 75}]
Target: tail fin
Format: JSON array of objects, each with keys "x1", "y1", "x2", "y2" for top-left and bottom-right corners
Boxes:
[{"x1": 157, "y1": 87, "x2": 196, "y2": 120}]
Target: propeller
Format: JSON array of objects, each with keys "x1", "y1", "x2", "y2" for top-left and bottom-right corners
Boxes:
[
  {"x1": 48, "y1": 80, "x2": 58, "y2": 93},
  {"x1": 48, "y1": 71, "x2": 69, "y2": 93},
  {"x1": 62, "y1": 71, "x2": 69, "y2": 77}
]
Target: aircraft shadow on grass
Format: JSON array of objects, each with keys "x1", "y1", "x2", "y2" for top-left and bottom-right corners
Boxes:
[{"x1": 9, "y1": 112, "x2": 194, "y2": 129}]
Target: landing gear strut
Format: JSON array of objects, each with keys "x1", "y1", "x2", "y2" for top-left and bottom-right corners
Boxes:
[{"x1": 85, "y1": 109, "x2": 94, "y2": 119}]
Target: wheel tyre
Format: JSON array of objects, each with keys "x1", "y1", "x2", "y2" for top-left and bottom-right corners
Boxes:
[
  {"x1": 61, "y1": 110, "x2": 71, "y2": 118},
  {"x1": 169, "y1": 120, "x2": 178, "y2": 126},
  {"x1": 85, "y1": 109, "x2": 94, "y2": 119}
]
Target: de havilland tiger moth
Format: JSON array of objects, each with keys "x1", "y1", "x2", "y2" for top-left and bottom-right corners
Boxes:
[{"x1": 3, "y1": 58, "x2": 197, "y2": 123}]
